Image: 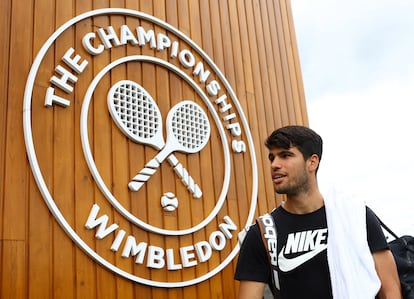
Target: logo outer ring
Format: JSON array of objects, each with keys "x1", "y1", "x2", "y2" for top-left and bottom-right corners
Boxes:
[{"x1": 23, "y1": 8, "x2": 258, "y2": 287}]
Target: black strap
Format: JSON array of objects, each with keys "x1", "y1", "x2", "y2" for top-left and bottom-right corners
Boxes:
[{"x1": 376, "y1": 215, "x2": 399, "y2": 239}]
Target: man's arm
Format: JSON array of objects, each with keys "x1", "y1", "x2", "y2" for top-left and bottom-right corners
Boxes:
[
  {"x1": 373, "y1": 249, "x2": 402, "y2": 299},
  {"x1": 238, "y1": 280, "x2": 265, "y2": 299}
]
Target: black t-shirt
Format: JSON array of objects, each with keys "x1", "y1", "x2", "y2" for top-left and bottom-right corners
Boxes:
[{"x1": 234, "y1": 206, "x2": 388, "y2": 299}]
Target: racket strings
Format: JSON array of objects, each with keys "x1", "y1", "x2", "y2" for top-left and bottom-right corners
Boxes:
[
  {"x1": 112, "y1": 83, "x2": 160, "y2": 139},
  {"x1": 171, "y1": 104, "x2": 209, "y2": 150}
]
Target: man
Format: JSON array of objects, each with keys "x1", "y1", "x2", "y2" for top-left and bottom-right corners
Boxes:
[{"x1": 234, "y1": 125, "x2": 401, "y2": 299}]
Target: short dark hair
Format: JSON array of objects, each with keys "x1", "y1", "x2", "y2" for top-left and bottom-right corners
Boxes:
[{"x1": 265, "y1": 125, "x2": 323, "y2": 162}]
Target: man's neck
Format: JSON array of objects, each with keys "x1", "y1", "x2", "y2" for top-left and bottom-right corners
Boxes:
[{"x1": 282, "y1": 189, "x2": 324, "y2": 214}]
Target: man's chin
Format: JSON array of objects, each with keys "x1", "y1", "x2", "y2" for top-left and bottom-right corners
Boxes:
[
  {"x1": 274, "y1": 185, "x2": 295, "y2": 195},
  {"x1": 274, "y1": 187, "x2": 287, "y2": 195}
]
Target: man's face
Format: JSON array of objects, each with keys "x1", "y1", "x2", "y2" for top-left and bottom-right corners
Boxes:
[{"x1": 268, "y1": 146, "x2": 310, "y2": 195}]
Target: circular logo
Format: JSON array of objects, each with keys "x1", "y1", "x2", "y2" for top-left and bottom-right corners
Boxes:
[{"x1": 23, "y1": 8, "x2": 257, "y2": 287}]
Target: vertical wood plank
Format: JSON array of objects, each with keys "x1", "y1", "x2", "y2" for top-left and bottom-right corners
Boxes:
[
  {"x1": 1, "y1": 241, "x2": 26, "y2": 299},
  {"x1": 285, "y1": 0, "x2": 308, "y2": 125},
  {"x1": 0, "y1": 0, "x2": 11, "y2": 236},
  {"x1": 243, "y1": 0, "x2": 277, "y2": 215},
  {"x1": 1, "y1": 0, "x2": 33, "y2": 296},
  {"x1": 52, "y1": 1, "x2": 77, "y2": 298},
  {"x1": 73, "y1": 2, "x2": 98, "y2": 299},
  {"x1": 233, "y1": 0, "x2": 277, "y2": 215},
  {"x1": 270, "y1": 0, "x2": 296, "y2": 124},
  {"x1": 3, "y1": 0, "x2": 32, "y2": 242},
  {"x1": 28, "y1": 0, "x2": 55, "y2": 294}
]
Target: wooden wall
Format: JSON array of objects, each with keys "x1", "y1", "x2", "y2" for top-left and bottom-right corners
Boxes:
[{"x1": 0, "y1": 0, "x2": 308, "y2": 298}]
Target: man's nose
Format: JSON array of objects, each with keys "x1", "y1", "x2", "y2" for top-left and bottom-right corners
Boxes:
[{"x1": 270, "y1": 158, "x2": 281, "y2": 169}]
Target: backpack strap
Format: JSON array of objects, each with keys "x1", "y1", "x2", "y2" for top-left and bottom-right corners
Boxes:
[
  {"x1": 375, "y1": 215, "x2": 399, "y2": 239},
  {"x1": 257, "y1": 213, "x2": 280, "y2": 298}
]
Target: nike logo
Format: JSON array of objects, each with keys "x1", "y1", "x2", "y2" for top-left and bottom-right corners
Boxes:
[
  {"x1": 278, "y1": 243, "x2": 327, "y2": 272},
  {"x1": 278, "y1": 228, "x2": 328, "y2": 272}
]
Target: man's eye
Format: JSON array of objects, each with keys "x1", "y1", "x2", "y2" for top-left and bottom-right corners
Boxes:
[
  {"x1": 268, "y1": 154, "x2": 275, "y2": 162},
  {"x1": 280, "y1": 152, "x2": 292, "y2": 158}
]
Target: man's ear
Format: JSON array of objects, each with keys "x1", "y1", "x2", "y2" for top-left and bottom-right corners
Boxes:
[{"x1": 308, "y1": 154, "x2": 320, "y2": 172}]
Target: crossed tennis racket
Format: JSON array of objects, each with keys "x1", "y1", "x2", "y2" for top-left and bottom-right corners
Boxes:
[{"x1": 107, "y1": 80, "x2": 210, "y2": 199}]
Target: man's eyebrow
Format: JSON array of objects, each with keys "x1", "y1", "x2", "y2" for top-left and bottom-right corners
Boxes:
[
  {"x1": 276, "y1": 149, "x2": 294, "y2": 156},
  {"x1": 268, "y1": 149, "x2": 294, "y2": 160}
]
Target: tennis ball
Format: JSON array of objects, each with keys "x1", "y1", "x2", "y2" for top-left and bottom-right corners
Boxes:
[{"x1": 161, "y1": 192, "x2": 178, "y2": 211}]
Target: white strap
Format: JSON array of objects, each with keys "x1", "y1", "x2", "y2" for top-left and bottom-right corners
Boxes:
[{"x1": 258, "y1": 213, "x2": 280, "y2": 291}]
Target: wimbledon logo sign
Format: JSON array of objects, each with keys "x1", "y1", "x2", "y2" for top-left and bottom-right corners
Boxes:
[{"x1": 23, "y1": 8, "x2": 257, "y2": 287}]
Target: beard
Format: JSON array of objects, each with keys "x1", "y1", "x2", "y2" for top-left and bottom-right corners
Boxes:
[{"x1": 274, "y1": 166, "x2": 310, "y2": 196}]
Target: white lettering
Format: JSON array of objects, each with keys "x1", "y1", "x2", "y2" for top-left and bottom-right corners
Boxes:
[
  {"x1": 215, "y1": 94, "x2": 232, "y2": 113},
  {"x1": 110, "y1": 229, "x2": 126, "y2": 251},
  {"x1": 232, "y1": 140, "x2": 246, "y2": 153},
  {"x1": 44, "y1": 87, "x2": 70, "y2": 107},
  {"x1": 85, "y1": 204, "x2": 119, "y2": 239},
  {"x1": 194, "y1": 241, "x2": 212, "y2": 263},
  {"x1": 261, "y1": 215, "x2": 277, "y2": 266},
  {"x1": 285, "y1": 232, "x2": 301, "y2": 254},
  {"x1": 119, "y1": 24, "x2": 138, "y2": 45},
  {"x1": 223, "y1": 113, "x2": 236, "y2": 122},
  {"x1": 209, "y1": 231, "x2": 226, "y2": 250},
  {"x1": 62, "y1": 47, "x2": 88, "y2": 74},
  {"x1": 170, "y1": 40, "x2": 179, "y2": 58},
  {"x1": 206, "y1": 80, "x2": 220, "y2": 96},
  {"x1": 298, "y1": 231, "x2": 306, "y2": 252},
  {"x1": 97, "y1": 26, "x2": 121, "y2": 49},
  {"x1": 315, "y1": 229, "x2": 328, "y2": 247},
  {"x1": 180, "y1": 245, "x2": 197, "y2": 268},
  {"x1": 147, "y1": 246, "x2": 165, "y2": 269},
  {"x1": 157, "y1": 32, "x2": 171, "y2": 51},
  {"x1": 85, "y1": 207, "x2": 238, "y2": 270},
  {"x1": 82, "y1": 32, "x2": 105, "y2": 55},
  {"x1": 50, "y1": 65, "x2": 78, "y2": 93},
  {"x1": 219, "y1": 215, "x2": 237, "y2": 238},
  {"x1": 121, "y1": 236, "x2": 147, "y2": 264},
  {"x1": 303, "y1": 230, "x2": 317, "y2": 251},
  {"x1": 136, "y1": 26, "x2": 156, "y2": 48},
  {"x1": 179, "y1": 49, "x2": 195, "y2": 68},
  {"x1": 285, "y1": 229, "x2": 328, "y2": 254},
  {"x1": 264, "y1": 224, "x2": 276, "y2": 239},
  {"x1": 193, "y1": 61, "x2": 211, "y2": 83},
  {"x1": 227, "y1": 122, "x2": 242, "y2": 137},
  {"x1": 166, "y1": 248, "x2": 182, "y2": 270}
]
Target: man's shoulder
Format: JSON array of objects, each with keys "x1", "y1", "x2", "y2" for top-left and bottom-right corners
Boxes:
[
  {"x1": 269, "y1": 206, "x2": 284, "y2": 218},
  {"x1": 239, "y1": 208, "x2": 283, "y2": 242},
  {"x1": 238, "y1": 219, "x2": 260, "y2": 244}
]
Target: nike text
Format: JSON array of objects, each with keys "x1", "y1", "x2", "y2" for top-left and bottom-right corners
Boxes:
[{"x1": 285, "y1": 228, "x2": 327, "y2": 254}]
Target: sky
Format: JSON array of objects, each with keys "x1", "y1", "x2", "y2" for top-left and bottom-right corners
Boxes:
[{"x1": 291, "y1": 0, "x2": 414, "y2": 235}]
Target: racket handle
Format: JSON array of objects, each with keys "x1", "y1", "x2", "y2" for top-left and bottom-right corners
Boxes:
[
  {"x1": 167, "y1": 155, "x2": 202, "y2": 199},
  {"x1": 128, "y1": 155, "x2": 203, "y2": 198},
  {"x1": 128, "y1": 159, "x2": 160, "y2": 191}
]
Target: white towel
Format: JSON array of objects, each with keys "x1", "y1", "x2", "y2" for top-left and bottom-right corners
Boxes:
[{"x1": 324, "y1": 190, "x2": 381, "y2": 299}]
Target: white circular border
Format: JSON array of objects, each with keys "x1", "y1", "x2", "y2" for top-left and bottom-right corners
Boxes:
[
  {"x1": 80, "y1": 55, "x2": 230, "y2": 235},
  {"x1": 23, "y1": 8, "x2": 258, "y2": 288}
]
